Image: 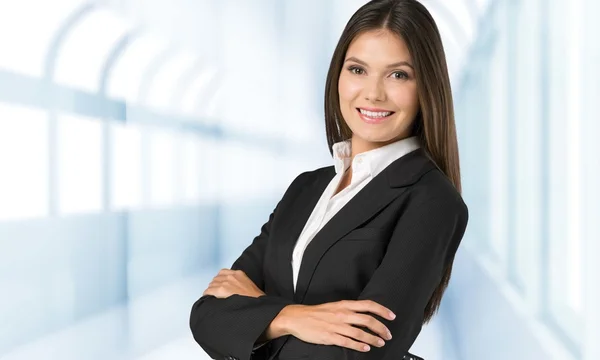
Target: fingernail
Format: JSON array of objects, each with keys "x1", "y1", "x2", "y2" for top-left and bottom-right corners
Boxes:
[
  {"x1": 363, "y1": 345, "x2": 370, "y2": 351},
  {"x1": 387, "y1": 331, "x2": 392, "y2": 340},
  {"x1": 378, "y1": 339, "x2": 385, "y2": 346},
  {"x1": 389, "y1": 312, "x2": 396, "y2": 319}
]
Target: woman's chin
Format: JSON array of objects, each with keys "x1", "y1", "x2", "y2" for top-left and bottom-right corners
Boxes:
[{"x1": 352, "y1": 132, "x2": 394, "y2": 145}]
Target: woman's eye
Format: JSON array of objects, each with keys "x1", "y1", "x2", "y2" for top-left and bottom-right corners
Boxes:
[
  {"x1": 349, "y1": 66, "x2": 364, "y2": 75},
  {"x1": 392, "y1": 71, "x2": 409, "y2": 79}
]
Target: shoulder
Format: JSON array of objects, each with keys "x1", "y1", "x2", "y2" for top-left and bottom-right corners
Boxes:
[
  {"x1": 282, "y1": 165, "x2": 335, "y2": 195},
  {"x1": 290, "y1": 165, "x2": 335, "y2": 186},
  {"x1": 408, "y1": 168, "x2": 469, "y2": 220}
]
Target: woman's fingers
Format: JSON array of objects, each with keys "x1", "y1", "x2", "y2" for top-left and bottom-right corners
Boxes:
[
  {"x1": 327, "y1": 332, "x2": 373, "y2": 353},
  {"x1": 328, "y1": 299, "x2": 395, "y2": 350},
  {"x1": 284, "y1": 302, "x2": 394, "y2": 352},
  {"x1": 343, "y1": 299, "x2": 396, "y2": 321},
  {"x1": 332, "y1": 322, "x2": 386, "y2": 349},
  {"x1": 345, "y1": 312, "x2": 392, "y2": 341}
]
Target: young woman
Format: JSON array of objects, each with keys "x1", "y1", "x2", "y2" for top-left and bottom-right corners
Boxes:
[{"x1": 190, "y1": 1, "x2": 468, "y2": 359}]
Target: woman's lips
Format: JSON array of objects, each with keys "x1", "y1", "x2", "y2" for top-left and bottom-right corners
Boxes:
[{"x1": 356, "y1": 108, "x2": 395, "y2": 124}]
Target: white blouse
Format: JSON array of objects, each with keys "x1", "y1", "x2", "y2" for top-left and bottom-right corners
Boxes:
[{"x1": 291, "y1": 136, "x2": 421, "y2": 291}]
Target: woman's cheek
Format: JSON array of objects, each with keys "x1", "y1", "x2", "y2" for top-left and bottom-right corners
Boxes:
[
  {"x1": 338, "y1": 75, "x2": 362, "y2": 101},
  {"x1": 388, "y1": 85, "x2": 418, "y2": 110}
]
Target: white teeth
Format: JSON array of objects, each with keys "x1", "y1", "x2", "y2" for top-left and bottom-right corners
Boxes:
[{"x1": 359, "y1": 109, "x2": 392, "y2": 118}]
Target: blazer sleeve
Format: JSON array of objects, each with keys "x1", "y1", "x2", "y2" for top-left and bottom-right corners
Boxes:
[
  {"x1": 310, "y1": 193, "x2": 469, "y2": 360},
  {"x1": 189, "y1": 174, "x2": 307, "y2": 360}
]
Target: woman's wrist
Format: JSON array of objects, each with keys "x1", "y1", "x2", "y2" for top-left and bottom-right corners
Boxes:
[{"x1": 269, "y1": 304, "x2": 300, "y2": 338}]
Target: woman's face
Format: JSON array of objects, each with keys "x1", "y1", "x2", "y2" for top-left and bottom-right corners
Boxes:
[{"x1": 338, "y1": 29, "x2": 419, "y2": 154}]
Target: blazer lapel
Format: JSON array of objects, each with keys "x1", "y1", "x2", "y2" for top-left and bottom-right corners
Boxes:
[
  {"x1": 275, "y1": 168, "x2": 335, "y2": 301},
  {"x1": 292, "y1": 148, "x2": 437, "y2": 304}
]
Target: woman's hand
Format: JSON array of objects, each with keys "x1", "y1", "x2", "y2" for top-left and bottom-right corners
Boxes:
[
  {"x1": 275, "y1": 300, "x2": 396, "y2": 352},
  {"x1": 202, "y1": 268, "x2": 266, "y2": 299}
]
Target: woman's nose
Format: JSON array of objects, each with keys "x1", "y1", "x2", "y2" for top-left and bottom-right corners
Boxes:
[{"x1": 364, "y1": 79, "x2": 386, "y2": 102}]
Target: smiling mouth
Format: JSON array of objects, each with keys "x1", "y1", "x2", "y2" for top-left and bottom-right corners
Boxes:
[{"x1": 356, "y1": 108, "x2": 395, "y2": 123}]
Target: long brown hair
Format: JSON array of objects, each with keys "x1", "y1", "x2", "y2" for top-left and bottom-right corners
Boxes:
[{"x1": 324, "y1": 0, "x2": 462, "y2": 324}]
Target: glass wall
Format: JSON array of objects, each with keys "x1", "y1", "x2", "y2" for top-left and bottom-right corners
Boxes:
[{"x1": 453, "y1": 0, "x2": 599, "y2": 359}]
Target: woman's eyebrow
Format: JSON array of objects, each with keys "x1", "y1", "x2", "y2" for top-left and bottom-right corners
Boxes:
[{"x1": 344, "y1": 56, "x2": 414, "y2": 69}]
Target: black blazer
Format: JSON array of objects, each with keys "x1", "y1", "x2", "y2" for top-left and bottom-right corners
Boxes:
[{"x1": 190, "y1": 147, "x2": 469, "y2": 360}]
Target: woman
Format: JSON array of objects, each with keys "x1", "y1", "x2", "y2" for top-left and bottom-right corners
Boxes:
[{"x1": 190, "y1": 0, "x2": 468, "y2": 359}]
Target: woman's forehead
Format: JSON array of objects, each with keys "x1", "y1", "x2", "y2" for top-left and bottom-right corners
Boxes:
[{"x1": 345, "y1": 30, "x2": 413, "y2": 65}]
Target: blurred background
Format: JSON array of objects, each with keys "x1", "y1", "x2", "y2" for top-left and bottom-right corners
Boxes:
[{"x1": 0, "y1": 0, "x2": 598, "y2": 359}]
